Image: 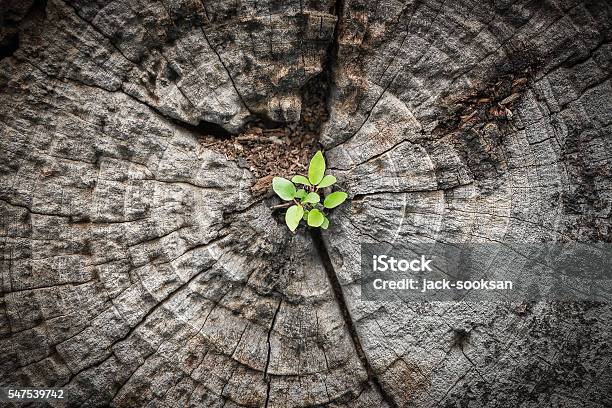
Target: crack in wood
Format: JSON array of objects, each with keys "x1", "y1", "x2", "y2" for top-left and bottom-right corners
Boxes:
[
  {"x1": 310, "y1": 229, "x2": 398, "y2": 408},
  {"x1": 263, "y1": 298, "x2": 282, "y2": 407}
]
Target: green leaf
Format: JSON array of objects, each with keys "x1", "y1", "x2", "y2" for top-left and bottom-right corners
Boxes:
[
  {"x1": 272, "y1": 177, "x2": 296, "y2": 201},
  {"x1": 301, "y1": 192, "x2": 320, "y2": 204},
  {"x1": 320, "y1": 216, "x2": 329, "y2": 230},
  {"x1": 285, "y1": 205, "x2": 304, "y2": 232},
  {"x1": 323, "y1": 191, "x2": 348, "y2": 209},
  {"x1": 291, "y1": 175, "x2": 311, "y2": 186},
  {"x1": 307, "y1": 208, "x2": 324, "y2": 227},
  {"x1": 317, "y1": 175, "x2": 336, "y2": 188},
  {"x1": 303, "y1": 210, "x2": 309, "y2": 221},
  {"x1": 294, "y1": 189, "x2": 307, "y2": 200},
  {"x1": 308, "y1": 151, "x2": 326, "y2": 185}
]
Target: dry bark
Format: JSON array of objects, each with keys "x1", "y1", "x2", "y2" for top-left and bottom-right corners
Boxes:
[{"x1": 1, "y1": 0, "x2": 611, "y2": 407}]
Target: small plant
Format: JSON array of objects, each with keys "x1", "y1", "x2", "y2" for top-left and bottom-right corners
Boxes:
[{"x1": 272, "y1": 151, "x2": 348, "y2": 232}]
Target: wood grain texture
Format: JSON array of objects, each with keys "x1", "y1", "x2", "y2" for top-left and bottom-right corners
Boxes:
[{"x1": 1, "y1": 0, "x2": 611, "y2": 407}]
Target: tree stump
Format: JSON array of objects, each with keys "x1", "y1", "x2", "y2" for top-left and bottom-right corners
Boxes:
[{"x1": 1, "y1": 0, "x2": 611, "y2": 407}]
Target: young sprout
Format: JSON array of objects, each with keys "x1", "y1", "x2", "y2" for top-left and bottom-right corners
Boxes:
[{"x1": 272, "y1": 151, "x2": 348, "y2": 232}]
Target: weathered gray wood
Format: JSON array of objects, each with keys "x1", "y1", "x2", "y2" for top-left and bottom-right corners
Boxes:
[
  {"x1": 1, "y1": 0, "x2": 611, "y2": 407},
  {"x1": 323, "y1": 0, "x2": 612, "y2": 406}
]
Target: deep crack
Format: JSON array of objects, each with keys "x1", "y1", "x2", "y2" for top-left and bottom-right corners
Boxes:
[
  {"x1": 0, "y1": 33, "x2": 19, "y2": 60},
  {"x1": 310, "y1": 229, "x2": 399, "y2": 408}
]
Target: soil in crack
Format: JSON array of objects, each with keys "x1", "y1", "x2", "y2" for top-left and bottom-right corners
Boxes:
[{"x1": 199, "y1": 73, "x2": 329, "y2": 196}]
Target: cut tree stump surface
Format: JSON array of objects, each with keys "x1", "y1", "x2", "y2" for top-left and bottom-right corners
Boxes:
[{"x1": 1, "y1": 0, "x2": 611, "y2": 407}]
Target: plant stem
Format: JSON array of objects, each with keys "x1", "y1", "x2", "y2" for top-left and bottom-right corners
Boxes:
[{"x1": 270, "y1": 202, "x2": 293, "y2": 210}]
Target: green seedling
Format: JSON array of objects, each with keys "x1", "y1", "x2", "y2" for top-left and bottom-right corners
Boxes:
[{"x1": 272, "y1": 151, "x2": 348, "y2": 232}]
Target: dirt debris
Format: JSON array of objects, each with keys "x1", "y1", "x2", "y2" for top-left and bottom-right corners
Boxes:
[
  {"x1": 434, "y1": 70, "x2": 531, "y2": 137},
  {"x1": 200, "y1": 76, "x2": 328, "y2": 196}
]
